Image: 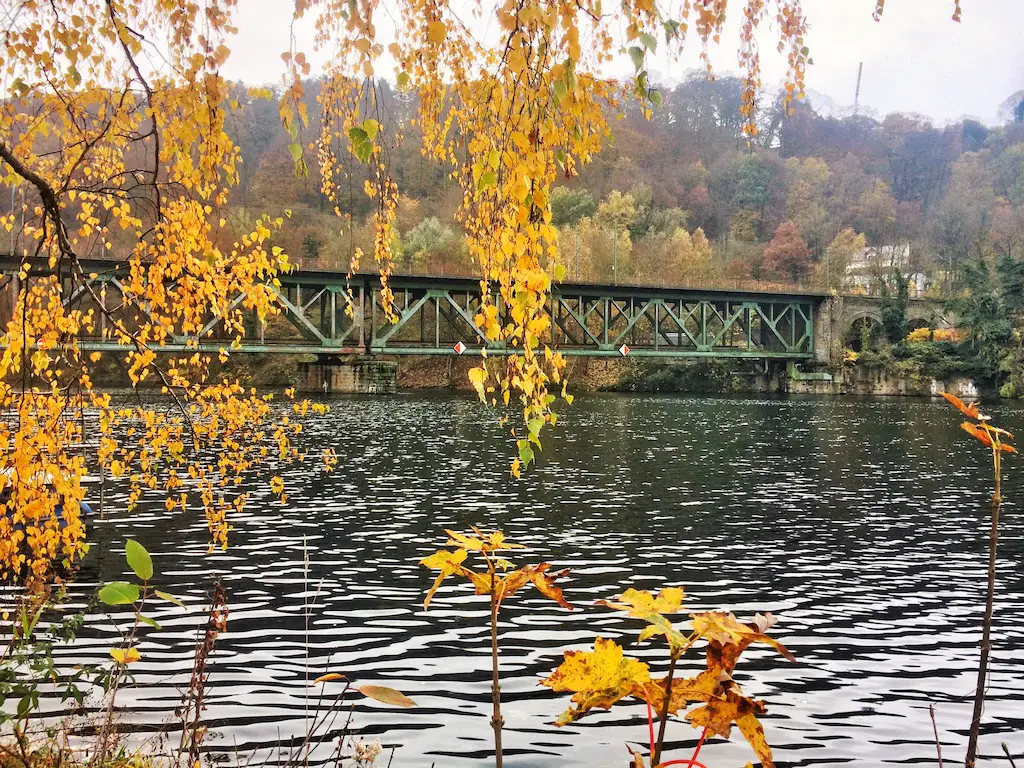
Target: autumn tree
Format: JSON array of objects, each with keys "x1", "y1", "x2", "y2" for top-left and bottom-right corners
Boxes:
[
  {"x1": 399, "y1": 216, "x2": 461, "y2": 272},
  {"x1": 763, "y1": 221, "x2": 812, "y2": 284},
  {"x1": 931, "y1": 153, "x2": 997, "y2": 283},
  {"x1": 785, "y1": 157, "x2": 832, "y2": 256},
  {"x1": 550, "y1": 187, "x2": 596, "y2": 227},
  {"x1": 818, "y1": 228, "x2": 867, "y2": 290}
]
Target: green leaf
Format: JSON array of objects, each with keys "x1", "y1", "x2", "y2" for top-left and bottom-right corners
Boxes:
[
  {"x1": 553, "y1": 79, "x2": 567, "y2": 101},
  {"x1": 288, "y1": 142, "x2": 303, "y2": 161},
  {"x1": 478, "y1": 171, "x2": 497, "y2": 190},
  {"x1": 528, "y1": 417, "x2": 544, "y2": 440},
  {"x1": 554, "y1": 263, "x2": 566, "y2": 282},
  {"x1": 396, "y1": 71, "x2": 411, "y2": 90},
  {"x1": 361, "y1": 119, "x2": 380, "y2": 141},
  {"x1": 154, "y1": 590, "x2": 185, "y2": 608},
  {"x1": 628, "y1": 46, "x2": 645, "y2": 71},
  {"x1": 137, "y1": 614, "x2": 162, "y2": 630},
  {"x1": 649, "y1": 89, "x2": 663, "y2": 108},
  {"x1": 98, "y1": 582, "x2": 140, "y2": 606},
  {"x1": 125, "y1": 539, "x2": 153, "y2": 581},
  {"x1": 347, "y1": 126, "x2": 368, "y2": 144},
  {"x1": 518, "y1": 441, "x2": 535, "y2": 468},
  {"x1": 640, "y1": 33, "x2": 658, "y2": 52}
]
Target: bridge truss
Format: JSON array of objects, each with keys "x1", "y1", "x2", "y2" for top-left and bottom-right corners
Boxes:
[{"x1": 0, "y1": 259, "x2": 823, "y2": 360}]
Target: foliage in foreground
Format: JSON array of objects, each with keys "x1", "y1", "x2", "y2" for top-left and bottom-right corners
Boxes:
[
  {"x1": 938, "y1": 392, "x2": 1015, "y2": 768},
  {"x1": 1, "y1": 529, "x2": 793, "y2": 768},
  {"x1": 423, "y1": 529, "x2": 793, "y2": 768},
  {"x1": 1, "y1": 539, "x2": 413, "y2": 768}
]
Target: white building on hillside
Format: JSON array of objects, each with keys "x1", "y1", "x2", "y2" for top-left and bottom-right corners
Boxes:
[{"x1": 845, "y1": 244, "x2": 928, "y2": 296}]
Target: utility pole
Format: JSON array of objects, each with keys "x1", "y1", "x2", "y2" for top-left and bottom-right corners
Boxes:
[
  {"x1": 575, "y1": 225, "x2": 580, "y2": 280},
  {"x1": 853, "y1": 62, "x2": 863, "y2": 116},
  {"x1": 612, "y1": 229, "x2": 617, "y2": 285}
]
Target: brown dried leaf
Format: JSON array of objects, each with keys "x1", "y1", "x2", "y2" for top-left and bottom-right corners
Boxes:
[
  {"x1": 642, "y1": 668, "x2": 722, "y2": 715},
  {"x1": 685, "y1": 689, "x2": 765, "y2": 740}
]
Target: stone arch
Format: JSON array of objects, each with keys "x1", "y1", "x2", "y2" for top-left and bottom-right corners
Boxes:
[
  {"x1": 844, "y1": 314, "x2": 884, "y2": 352},
  {"x1": 906, "y1": 300, "x2": 952, "y2": 329}
]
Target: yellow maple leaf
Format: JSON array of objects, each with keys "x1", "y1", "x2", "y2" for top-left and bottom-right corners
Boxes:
[
  {"x1": 600, "y1": 587, "x2": 684, "y2": 617},
  {"x1": 542, "y1": 637, "x2": 650, "y2": 725},
  {"x1": 419, "y1": 548, "x2": 469, "y2": 609},
  {"x1": 598, "y1": 587, "x2": 689, "y2": 649}
]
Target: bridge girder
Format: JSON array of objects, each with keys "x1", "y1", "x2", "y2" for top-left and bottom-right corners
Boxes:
[{"x1": 0, "y1": 258, "x2": 824, "y2": 360}]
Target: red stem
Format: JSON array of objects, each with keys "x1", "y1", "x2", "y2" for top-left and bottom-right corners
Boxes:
[
  {"x1": 647, "y1": 700, "x2": 656, "y2": 757},
  {"x1": 690, "y1": 728, "x2": 708, "y2": 764},
  {"x1": 660, "y1": 760, "x2": 709, "y2": 768}
]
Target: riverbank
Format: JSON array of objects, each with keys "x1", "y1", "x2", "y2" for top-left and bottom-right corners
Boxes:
[
  {"x1": 391, "y1": 354, "x2": 990, "y2": 399},
  {"x1": 81, "y1": 347, "x2": 994, "y2": 400}
]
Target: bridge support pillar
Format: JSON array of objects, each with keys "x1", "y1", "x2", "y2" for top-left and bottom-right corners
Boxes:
[
  {"x1": 298, "y1": 358, "x2": 397, "y2": 394},
  {"x1": 812, "y1": 294, "x2": 849, "y2": 372}
]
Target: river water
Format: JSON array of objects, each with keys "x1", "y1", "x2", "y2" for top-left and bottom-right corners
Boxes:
[{"x1": 56, "y1": 393, "x2": 1024, "y2": 766}]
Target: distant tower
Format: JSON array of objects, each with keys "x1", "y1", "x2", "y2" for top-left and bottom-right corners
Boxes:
[{"x1": 853, "y1": 62, "x2": 863, "y2": 116}]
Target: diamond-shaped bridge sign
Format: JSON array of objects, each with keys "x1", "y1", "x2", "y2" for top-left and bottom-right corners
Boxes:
[
  {"x1": 618, "y1": 344, "x2": 630, "y2": 356},
  {"x1": 453, "y1": 341, "x2": 467, "y2": 355}
]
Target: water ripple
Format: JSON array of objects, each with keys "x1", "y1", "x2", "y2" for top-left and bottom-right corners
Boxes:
[{"x1": 32, "y1": 393, "x2": 1024, "y2": 766}]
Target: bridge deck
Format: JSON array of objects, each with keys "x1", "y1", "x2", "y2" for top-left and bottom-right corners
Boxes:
[{"x1": 0, "y1": 258, "x2": 826, "y2": 359}]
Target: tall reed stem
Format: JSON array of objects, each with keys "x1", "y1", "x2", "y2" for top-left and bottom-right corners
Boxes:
[
  {"x1": 489, "y1": 567, "x2": 504, "y2": 768},
  {"x1": 966, "y1": 449, "x2": 1001, "y2": 768}
]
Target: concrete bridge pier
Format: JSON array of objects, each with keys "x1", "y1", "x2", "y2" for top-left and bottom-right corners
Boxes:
[{"x1": 298, "y1": 357, "x2": 397, "y2": 394}]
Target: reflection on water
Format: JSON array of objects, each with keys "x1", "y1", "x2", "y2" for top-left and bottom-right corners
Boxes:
[{"x1": 57, "y1": 394, "x2": 1024, "y2": 766}]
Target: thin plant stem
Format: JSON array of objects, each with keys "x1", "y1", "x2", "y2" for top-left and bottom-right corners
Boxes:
[
  {"x1": 1002, "y1": 742, "x2": 1019, "y2": 768},
  {"x1": 966, "y1": 447, "x2": 1002, "y2": 768},
  {"x1": 488, "y1": 562, "x2": 504, "y2": 768},
  {"x1": 304, "y1": 536, "x2": 311, "y2": 768},
  {"x1": 930, "y1": 704, "x2": 943, "y2": 768},
  {"x1": 652, "y1": 651, "x2": 679, "y2": 766}
]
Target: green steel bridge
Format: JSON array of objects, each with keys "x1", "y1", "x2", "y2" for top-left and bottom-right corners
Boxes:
[{"x1": 0, "y1": 258, "x2": 827, "y2": 360}]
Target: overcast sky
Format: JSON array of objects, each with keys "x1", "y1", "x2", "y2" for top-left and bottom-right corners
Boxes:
[{"x1": 220, "y1": 0, "x2": 1024, "y2": 125}]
